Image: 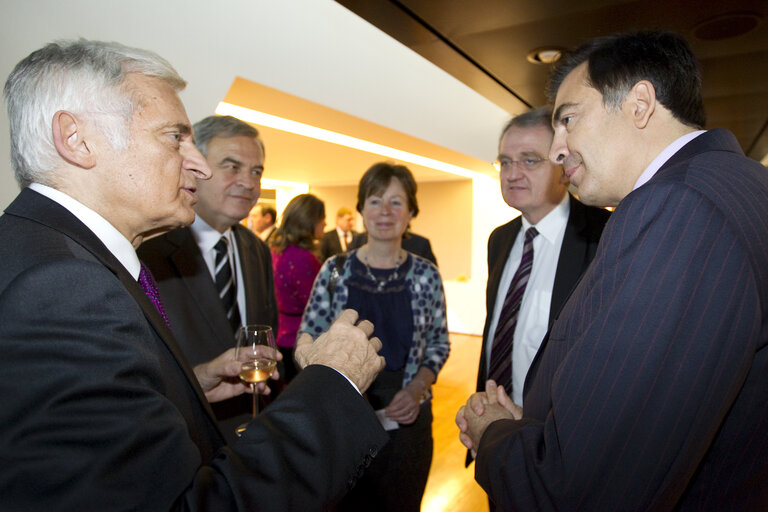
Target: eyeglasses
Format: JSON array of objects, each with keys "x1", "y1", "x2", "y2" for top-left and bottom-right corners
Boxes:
[{"x1": 493, "y1": 156, "x2": 547, "y2": 172}]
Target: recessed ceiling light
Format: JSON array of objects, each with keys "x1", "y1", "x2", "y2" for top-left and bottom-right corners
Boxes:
[
  {"x1": 526, "y1": 47, "x2": 564, "y2": 65},
  {"x1": 692, "y1": 12, "x2": 762, "y2": 41}
]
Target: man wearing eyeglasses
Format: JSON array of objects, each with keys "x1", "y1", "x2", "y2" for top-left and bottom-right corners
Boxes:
[{"x1": 473, "y1": 107, "x2": 611, "y2": 419}]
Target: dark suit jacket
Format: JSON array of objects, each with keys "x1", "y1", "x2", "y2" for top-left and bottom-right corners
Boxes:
[
  {"x1": 475, "y1": 194, "x2": 610, "y2": 392},
  {"x1": 0, "y1": 189, "x2": 387, "y2": 511},
  {"x1": 349, "y1": 231, "x2": 438, "y2": 266},
  {"x1": 320, "y1": 228, "x2": 357, "y2": 262},
  {"x1": 476, "y1": 130, "x2": 768, "y2": 510},
  {"x1": 138, "y1": 224, "x2": 278, "y2": 443}
]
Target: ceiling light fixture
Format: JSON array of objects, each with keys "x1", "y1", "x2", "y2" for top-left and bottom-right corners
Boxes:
[
  {"x1": 526, "y1": 47, "x2": 564, "y2": 65},
  {"x1": 215, "y1": 102, "x2": 483, "y2": 179},
  {"x1": 692, "y1": 12, "x2": 762, "y2": 41}
]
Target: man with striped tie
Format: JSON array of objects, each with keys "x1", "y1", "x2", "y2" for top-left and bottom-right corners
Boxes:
[
  {"x1": 139, "y1": 114, "x2": 278, "y2": 443},
  {"x1": 474, "y1": 106, "x2": 610, "y2": 417}
]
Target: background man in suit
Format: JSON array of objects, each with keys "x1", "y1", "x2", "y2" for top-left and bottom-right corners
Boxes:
[
  {"x1": 476, "y1": 107, "x2": 609, "y2": 410},
  {"x1": 320, "y1": 206, "x2": 357, "y2": 261},
  {"x1": 457, "y1": 31, "x2": 768, "y2": 510},
  {"x1": 0, "y1": 39, "x2": 386, "y2": 511},
  {"x1": 139, "y1": 115, "x2": 278, "y2": 442},
  {"x1": 249, "y1": 202, "x2": 277, "y2": 241},
  {"x1": 349, "y1": 230, "x2": 438, "y2": 266}
]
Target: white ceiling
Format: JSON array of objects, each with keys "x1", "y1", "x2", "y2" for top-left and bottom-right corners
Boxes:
[{"x1": 0, "y1": 0, "x2": 513, "y2": 209}]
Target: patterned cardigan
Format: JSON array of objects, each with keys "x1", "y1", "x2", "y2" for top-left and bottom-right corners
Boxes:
[{"x1": 299, "y1": 250, "x2": 450, "y2": 396}]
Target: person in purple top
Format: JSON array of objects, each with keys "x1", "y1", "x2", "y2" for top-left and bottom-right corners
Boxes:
[{"x1": 270, "y1": 194, "x2": 326, "y2": 384}]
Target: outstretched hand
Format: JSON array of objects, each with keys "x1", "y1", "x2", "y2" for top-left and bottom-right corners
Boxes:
[
  {"x1": 295, "y1": 309, "x2": 385, "y2": 393},
  {"x1": 194, "y1": 347, "x2": 282, "y2": 403}
]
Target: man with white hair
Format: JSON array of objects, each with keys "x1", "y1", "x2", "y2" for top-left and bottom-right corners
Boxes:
[{"x1": 0, "y1": 39, "x2": 386, "y2": 511}]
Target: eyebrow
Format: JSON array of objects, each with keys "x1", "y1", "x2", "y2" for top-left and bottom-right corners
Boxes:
[
  {"x1": 172, "y1": 123, "x2": 192, "y2": 135},
  {"x1": 552, "y1": 102, "x2": 577, "y2": 127},
  {"x1": 220, "y1": 157, "x2": 243, "y2": 167},
  {"x1": 497, "y1": 150, "x2": 544, "y2": 160},
  {"x1": 220, "y1": 157, "x2": 264, "y2": 171}
]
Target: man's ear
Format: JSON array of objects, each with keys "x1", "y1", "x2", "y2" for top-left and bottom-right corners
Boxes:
[
  {"x1": 51, "y1": 111, "x2": 96, "y2": 169},
  {"x1": 625, "y1": 80, "x2": 656, "y2": 130}
]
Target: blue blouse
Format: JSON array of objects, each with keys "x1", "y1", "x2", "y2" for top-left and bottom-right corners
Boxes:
[{"x1": 346, "y1": 255, "x2": 414, "y2": 371}]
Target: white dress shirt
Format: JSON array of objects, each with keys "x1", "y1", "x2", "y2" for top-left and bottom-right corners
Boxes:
[
  {"x1": 336, "y1": 226, "x2": 350, "y2": 251},
  {"x1": 29, "y1": 183, "x2": 141, "y2": 279},
  {"x1": 190, "y1": 216, "x2": 245, "y2": 328},
  {"x1": 486, "y1": 193, "x2": 570, "y2": 406}
]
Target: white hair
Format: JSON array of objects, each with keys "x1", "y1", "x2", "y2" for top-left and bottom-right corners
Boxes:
[{"x1": 3, "y1": 39, "x2": 186, "y2": 187}]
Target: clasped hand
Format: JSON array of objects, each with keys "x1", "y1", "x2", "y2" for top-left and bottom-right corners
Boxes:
[{"x1": 456, "y1": 379, "x2": 522, "y2": 458}]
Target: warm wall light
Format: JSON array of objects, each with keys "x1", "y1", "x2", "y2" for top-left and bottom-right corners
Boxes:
[
  {"x1": 261, "y1": 178, "x2": 309, "y2": 191},
  {"x1": 216, "y1": 102, "x2": 482, "y2": 179}
]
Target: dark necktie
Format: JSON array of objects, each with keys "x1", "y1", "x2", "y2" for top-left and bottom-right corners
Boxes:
[
  {"x1": 214, "y1": 237, "x2": 241, "y2": 333},
  {"x1": 488, "y1": 227, "x2": 539, "y2": 392},
  {"x1": 138, "y1": 262, "x2": 171, "y2": 329}
]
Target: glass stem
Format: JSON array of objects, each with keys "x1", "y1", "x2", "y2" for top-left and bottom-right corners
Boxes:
[{"x1": 251, "y1": 383, "x2": 258, "y2": 417}]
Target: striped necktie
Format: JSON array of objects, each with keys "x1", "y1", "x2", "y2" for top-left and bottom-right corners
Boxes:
[
  {"x1": 213, "y1": 237, "x2": 241, "y2": 333},
  {"x1": 488, "y1": 227, "x2": 539, "y2": 392}
]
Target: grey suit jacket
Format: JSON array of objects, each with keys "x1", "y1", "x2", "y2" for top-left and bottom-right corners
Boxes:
[
  {"x1": 138, "y1": 224, "x2": 278, "y2": 442},
  {"x1": 0, "y1": 188, "x2": 387, "y2": 511}
]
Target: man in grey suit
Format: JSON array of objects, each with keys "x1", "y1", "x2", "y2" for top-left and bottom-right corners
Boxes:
[
  {"x1": 0, "y1": 39, "x2": 387, "y2": 511},
  {"x1": 475, "y1": 107, "x2": 609, "y2": 409},
  {"x1": 139, "y1": 115, "x2": 278, "y2": 443}
]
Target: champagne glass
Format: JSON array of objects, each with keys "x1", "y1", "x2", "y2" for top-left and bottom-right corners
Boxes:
[{"x1": 234, "y1": 324, "x2": 277, "y2": 436}]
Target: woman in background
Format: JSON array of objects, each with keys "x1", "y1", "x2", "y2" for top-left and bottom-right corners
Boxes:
[
  {"x1": 270, "y1": 193, "x2": 326, "y2": 385},
  {"x1": 301, "y1": 162, "x2": 449, "y2": 511}
]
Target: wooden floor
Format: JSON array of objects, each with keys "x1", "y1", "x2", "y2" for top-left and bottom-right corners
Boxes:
[{"x1": 421, "y1": 333, "x2": 489, "y2": 512}]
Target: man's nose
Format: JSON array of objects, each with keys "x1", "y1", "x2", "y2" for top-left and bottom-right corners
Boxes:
[
  {"x1": 549, "y1": 129, "x2": 569, "y2": 164},
  {"x1": 183, "y1": 142, "x2": 211, "y2": 180}
]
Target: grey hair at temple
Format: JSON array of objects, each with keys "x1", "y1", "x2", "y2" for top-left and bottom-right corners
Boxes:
[
  {"x1": 192, "y1": 115, "x2": 264, "y2": 159},
  {"x1": 3, "y1": 39, "x2": 186, "y2": 187},
  {"x1": 499, "y1": 106, "x2": 554, "y2": 146}
]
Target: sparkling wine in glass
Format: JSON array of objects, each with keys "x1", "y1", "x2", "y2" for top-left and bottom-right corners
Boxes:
[{"x1": 234, "y1": 324, "x2": 277, "y2": 436}]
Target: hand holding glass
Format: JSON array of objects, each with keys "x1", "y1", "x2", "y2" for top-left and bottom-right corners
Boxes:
[{"x1": 234, "y1": 324, "x2": 277, "y2": 436}]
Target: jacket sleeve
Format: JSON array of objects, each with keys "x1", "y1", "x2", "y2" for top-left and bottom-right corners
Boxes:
[{"x1": 0, "y1": 259, "x2": 387, "y2": 512}]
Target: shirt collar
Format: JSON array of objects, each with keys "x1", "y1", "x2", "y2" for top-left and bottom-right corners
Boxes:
[
  {"x1": 190, "y1": 214, "x2": 232, "y2": 252},
  {"x1": 633, "y1": 130, "x2": 706, "y2": 190},
  {"x1": 29, "y1": 183, "x2": 141, "y2": 279},
  {"x1": 521, "y1": 192, "x2": 570, "y2": 244}
]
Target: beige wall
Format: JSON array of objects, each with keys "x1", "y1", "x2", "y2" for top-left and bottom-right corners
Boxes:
[
  {"x1": 310, "y1": 184, "x2": 362, "y2": 234},
  {"x1": 311, "y1": 179, "x2": 473, "y2": 280}
]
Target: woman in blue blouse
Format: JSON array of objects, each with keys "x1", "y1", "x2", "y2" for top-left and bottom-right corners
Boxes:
[{"x1": 300, "y1": 162, "x2": 449, "y2": 511}]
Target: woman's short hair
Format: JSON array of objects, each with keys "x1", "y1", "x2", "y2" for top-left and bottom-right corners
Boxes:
[
  {"x1": 356, "y1": 162, "x2": 419, "y2": 218},
  {"x1": 270, "y1": 194, "x2": 325, "y2": 253}
]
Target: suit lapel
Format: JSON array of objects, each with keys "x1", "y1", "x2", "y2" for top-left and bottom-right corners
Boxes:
[
  {"x1": 233, "y1": 225, "x2": 262, "y2": 324},
  {"x1": 12, "y1": 189, "x2": 221, "y2": 429},
  {"x1": 166, "y1": 228, "x2": 234, "y2": 342},
  {"x1": 550, "y1": 195, "x2": 589, "y2": 326}
]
